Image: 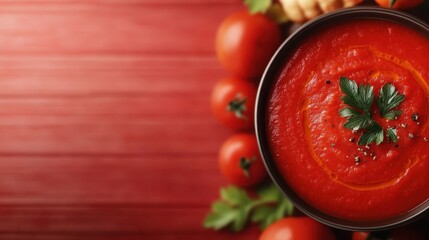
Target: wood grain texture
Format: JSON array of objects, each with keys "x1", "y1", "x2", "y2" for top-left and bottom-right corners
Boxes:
[
  {"x1": 7, "y1": 1, "x2": 429, "y2": 239},
  {"x1": 0, "y1": 2, "x2": 239, "y2": 55},
  {"x1": 0, "y1": 0, "x2": 252, "y2": 239}
]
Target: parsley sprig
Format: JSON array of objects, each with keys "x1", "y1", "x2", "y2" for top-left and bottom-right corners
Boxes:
[
  {"x1": 203, "y1": 183, "x2": 293, "y2": 232},
  {"x1": 339, "y1": 76, "x2": 374, "y2": 131},
  {"x1": 338, "y1": 77, "x2": 404, "y2": 145},
  {"x1": 359, "y1": 122, "x2": 384, "y2": 146},
  {"x1": 386, "y1": 127, "x2": 398, "y2": 143},
  {"x1": 377, "y1": 83, "x2": 405, "y2": 120}
]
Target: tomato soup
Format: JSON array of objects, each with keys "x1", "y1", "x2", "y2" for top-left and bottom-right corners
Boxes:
[{"x1": 266, "y1": 18, "x2": 429, "y2": 221}]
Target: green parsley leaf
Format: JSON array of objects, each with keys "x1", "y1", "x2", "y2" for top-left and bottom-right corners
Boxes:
[
  {"x1": 266, "y1": 3, "x2": 289, "y2": 24},
  {"x1": 339, "y1": 76, "x2": 374, "y2": 112},
  {"x1": 244, "y1": 0, "x2": 271, "y2": 14},
  {"x1": 203, "y1": 201, "x2": 237, "y2": 230},
  {"x1": 339, "y1": 108, "x2": 360, "y2": 117},
  {"x1": 204, "y1": 187, "x2": 252, "y2": 232},
  {"x1": 251, "y1": 183, "x2": 294, "y2": 229},
  {"x1": 389, "y1": 0, "x2": 397, "y2": 8},
  {"x1": 358, "y1": 84, "x2": 375, "y2": 111},
  {"x1": 256, "y1": 182, "x2": 282, "y2": 202},
  {"x1": 339, "y1": 77, "x2": 405, "y2": 146},
  {"x1": 376, "y1": 83, "x2": 405, "y2": 120},
  {"x1": 339, "y1": 77, "x2": 374, "y2": 130},
  {"x1": 358, "y1": 122, "x2": 384, "y2": 146},
  {"x1": 343, "y1": 114, "x2": 373, "y2": 131},
  {"x1": 251, "y1": 200, "x2": 292, "y2": 229},
  {"x1": 204, "y1": 184, "x2": 294, "y2": 232},
  {"x1": 386, "y1": 127, "x2": 398, "y2": 143},
  {"x1": 384, "y1": 110, "x2": 403, "y2": 120},
  {"x1": 220, "y1": 186, "x2": 252, "y2": 206},
  {"x1": 250, "y1": 206, "x2": 275, "y2": 228},
  {"x1": 212, "y1": 200, "x2": 231, "y2": 213},
  {"x1": 231, "y1": 206, "x2": 251, "y2": 232}
]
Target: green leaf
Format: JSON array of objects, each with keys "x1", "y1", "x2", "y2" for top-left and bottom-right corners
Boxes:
[
  {"x1": 251, "y1": 206, "x2": 271, "y2": 221},
  {"x1": 344, "y1": 114, "x2": 373, "y2": 131},
  {"x1": 339, "y1": 77, "x2": 375, "y2": 132},
  {"x1": 358, "y1": 123, "x2": 384, "y2": 146},
  {"x1": 377, "y1": 83, "x2": 405, "y2": 119},
  {"x1": 204, "y1": 187, "x2": 253, "y2": 232},
  {"x1": 244, "y1": 0, "x2": 271, "y2": 14},
  {"x1": 359, "y1": 84, "x2": 375, "y2": 110},
  {"x1": 283, "y1": 198, "x2": 294, "y2": 216},
  {"x1": 256, "y1": 182, "x2": 282, "y2": 202},
  {"x1": 389, "y1": 0, "x2": 397, "y2": 8},
  {"x1": 275, "y1": 198, "x2": 294, "y2": 219},
  {"x1": 340, "y1": 77, "x2": 361, "y2": 110},
  {"x1": 203, "y1": 210, "x2": 237, "y2": 230},
  {"x1": 204, "y1": 186, "x2": 255, "y2": 232},
  {"x1": 339, "y1": 77, "x2": 405, "y2": 146},
  {"x1": 386, "y1": 128, "x2": 398, "y2": 143},
  {"x1": 231, "y1": 206, "x2": 251, "y2": 232},
  {"x1": 339, "y1": 108, "x2": 361, "y2": 117},
  {"x1": 265, "y1": 3, "x2": 289, "y2": 24},
  {"x1": 251, "y1": 197, "x2": 293, "y2": 229},
  {"x1": 384, "y1": 110, "x2": 403, "y2": 120},
  {"x1": 220, "y1": 186, "x2": 252, "y2": 206},
  {"x1": 251, "y1": 183, "x2": 294, "y2": 229},
  {"x1": 339, "y1": 77, "x2": 374, "y2": 112},
  {"x1": 204, "y1": 184, "x2": 293, "y2": 232},
  {"x1": 251, "y1": 206, "x2": 277, "y2": 229},
  {"x1": 212, "y1": 200, "x2": 231, "y2": 213}
]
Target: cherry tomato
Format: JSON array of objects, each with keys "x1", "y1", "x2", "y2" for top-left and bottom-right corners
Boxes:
[
  {"x1": 259, "y1": 217, "x2": 336, "y2": 240},
  {"x1": 211, "y1": 77, "x2": 256, "y2": 131},
  {"x1": 216, "y1": 10, "x2": 281, "y2": 80},
  {"x1": 375, "y1": 0, "x2": 423, "y2": 9},
  {"x1": 352, "y1": 227, "x2": 425, "y2": 240},
  {"x1": 219, "y1": 133, "x2": 267, "y2": 187},
  {"x1": 352, "y1": 231, "x2": 369, "y2": 240}
]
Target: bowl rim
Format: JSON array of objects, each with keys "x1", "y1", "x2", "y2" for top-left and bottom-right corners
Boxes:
[{"x1": 255, "y1": 6, "x2": 429, "y2": 231}]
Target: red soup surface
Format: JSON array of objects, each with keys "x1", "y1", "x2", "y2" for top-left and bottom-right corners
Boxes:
[{"x1": 267, "y1": 19, "x2": 429, "y2": 221}]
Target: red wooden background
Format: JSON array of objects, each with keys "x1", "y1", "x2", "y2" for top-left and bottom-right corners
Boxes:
[
  {"x1": 2, "y1": 1, "x2": 429, "y2": 239},
  {"x1": 0, "y1": 0, "x2": 263, "y2": 239}
]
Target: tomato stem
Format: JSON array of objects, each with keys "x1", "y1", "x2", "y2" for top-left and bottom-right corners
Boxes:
[
  {"x1": 389, "y1": 0, "x2": 397, "y2": 8},
  {"x1": 227, "y1": 94, "x2": 247, "y2": 119},
  {"x1": 239, "y1": 156, "x2": 256, "y2": 177}
]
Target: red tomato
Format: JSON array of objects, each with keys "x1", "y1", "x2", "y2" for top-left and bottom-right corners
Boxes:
[
  {"x1": 352, "y1": 231, "x2": 369, "y2": 240},
  {"x1": 219, "y1": 133, "x2": 267, "y2": 187},
  {"x1": 216, "y1": 10, "x2": 281, "y2": 80},
  {"x1": 259, "y1": 217, "x2": 336, "y2": 240},
  {"x1": 211, "y1": 77, "x2": 256, "y2": 131},
  {"x1": 375, "y1": 0, "x2": 423, "y2": 9}
]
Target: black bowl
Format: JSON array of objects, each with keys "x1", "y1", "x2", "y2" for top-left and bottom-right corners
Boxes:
[{"x1": 255, "y1": 7, "x2": 429, "y2": 231}]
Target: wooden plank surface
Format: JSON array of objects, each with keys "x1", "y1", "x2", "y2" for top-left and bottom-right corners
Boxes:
[
  {"x1": 1, "y1": 1, "x2": 428, "y2": 239},
  {"x1": 0, "y1": 0, "x2": 253, "y2": 239},
  {"x1": 0, "y1": 1, "x2": 238, "y2": 54}
]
